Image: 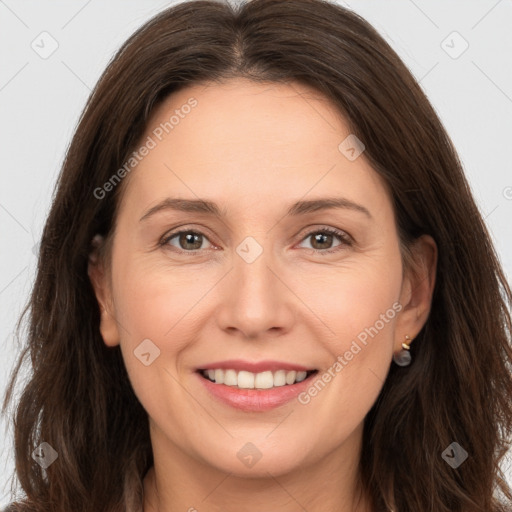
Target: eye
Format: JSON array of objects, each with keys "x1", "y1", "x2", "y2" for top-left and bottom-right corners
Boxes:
[
  {"x1": 297, "y1": 227, "x2": 353, "y2": 255},
  {"x1": 160, "y1": 229, "x2": 215, "y2": 253},
  {"x1": 159, "y1": 226, "x2": 353, "y2": 256}
]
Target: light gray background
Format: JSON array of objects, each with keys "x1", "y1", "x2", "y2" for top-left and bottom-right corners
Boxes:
[{"x1": 1, "y1": 0, "x2": 511, "y2": 506}]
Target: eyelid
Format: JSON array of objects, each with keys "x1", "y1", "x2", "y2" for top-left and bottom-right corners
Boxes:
[
  {"x1": 159, "y1": 225, "x2": 218, "y2": 251},
  {"x1": 159, "y1": 224, "x2": 353, "y2": 255},
  {"x1": 296, "y1": 224, "x2": 353, "y2": 244},
  {"x1": 295, "y1": 225, "x2": 353, "y2": 255}
]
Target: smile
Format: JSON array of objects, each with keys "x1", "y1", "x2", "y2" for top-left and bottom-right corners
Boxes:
[
  {"x1": 198, "y1": 368, "x2": 317, "y2": 389},
  {"x1": 195, "y1": 368, "x2": 319, "y2": 412}
]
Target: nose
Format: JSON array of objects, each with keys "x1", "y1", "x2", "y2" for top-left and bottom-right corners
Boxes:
[{"x1": 215, "y1": 245, "x2": 296, "y2": 339}]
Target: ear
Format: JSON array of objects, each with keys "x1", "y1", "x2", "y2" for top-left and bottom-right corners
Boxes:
[
  {"x1": 395, "y1": 234, "x2": 437, "y2": 352},
  {"x1": 88, "y1": 234, "x2": 120, "y2": 347}
]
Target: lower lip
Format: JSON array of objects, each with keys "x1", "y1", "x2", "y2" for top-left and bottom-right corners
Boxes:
[{"x1": 195, "y1": 371, "x2": 317, "y2": 412}]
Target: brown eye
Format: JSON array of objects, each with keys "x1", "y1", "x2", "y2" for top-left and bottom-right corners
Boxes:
[
  {"x1": 298, "y1": 227, "x2": 352, "y2": 255},
  {"x1": 309, "y1": 232, "x2": 336, "y2": 250},
  {"x1": 163, "y1": 230, "x2": 213, "y2": 252}
]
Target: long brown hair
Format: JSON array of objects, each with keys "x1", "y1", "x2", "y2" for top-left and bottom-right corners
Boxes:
[{"x1": 3, "y1": 0, "x2": 512, "y2": 510}]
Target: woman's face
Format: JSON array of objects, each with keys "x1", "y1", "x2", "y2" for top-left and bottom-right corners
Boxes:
[{"x1": 90, "y1": 78, "x2": 433, "y2": 478}]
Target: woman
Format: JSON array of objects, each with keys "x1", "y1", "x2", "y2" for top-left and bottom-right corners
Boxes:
[{"x1": 2, "y1": 0, "x2": 512, "y2": 511}]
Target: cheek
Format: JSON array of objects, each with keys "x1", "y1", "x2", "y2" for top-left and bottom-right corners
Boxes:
[
  {"x1": 294, "y1": 254, "x2": 402, "y2": 410},
  {"x1": 298, "y1": 255, "x2": 403, "y2": 364},
  {"x1": 109, "y1": 255, "x2": 203, "y2": 396},
  {"x1": 112, "y1": 253, "x2": 206, "y2": 346},
  {"x1": 295, "y1": 258, "x2": 402, "y2": 423},
  {"x1": 111, "y1": 261, "x2": 206, "y2": 435}
]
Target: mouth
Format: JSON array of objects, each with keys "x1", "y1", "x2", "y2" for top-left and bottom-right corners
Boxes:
[
  {"x1": 196, "y1": 368, "x2": 319, "y2": 389},
  {"x1": 195, "y1": 368, "x2": 319, "y2": 412}
]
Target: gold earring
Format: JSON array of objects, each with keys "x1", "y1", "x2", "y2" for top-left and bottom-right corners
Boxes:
[{"x1": 393, "y1": 334, "x2": 413, "y2": 367}]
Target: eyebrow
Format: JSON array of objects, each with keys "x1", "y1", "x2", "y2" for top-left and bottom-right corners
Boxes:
[{"x1": 139, "y1": 196, "x2": 372, "y2": 222}]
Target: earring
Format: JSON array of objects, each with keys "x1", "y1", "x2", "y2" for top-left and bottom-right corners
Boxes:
[{"x1": 393, "y1": 335, "x2": 412, "y2": 366}]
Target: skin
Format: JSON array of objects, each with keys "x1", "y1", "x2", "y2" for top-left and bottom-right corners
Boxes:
[{"x1": 88, "y1": 78, "x2": 437, "y2": 512}]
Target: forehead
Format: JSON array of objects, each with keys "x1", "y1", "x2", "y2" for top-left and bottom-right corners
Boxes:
[
  {"x1": 117, "y1": 78, "x2": 390, "y2": 218},
  {"x1": 148, "y1": 78, "x2": 348, "y2": 153}
]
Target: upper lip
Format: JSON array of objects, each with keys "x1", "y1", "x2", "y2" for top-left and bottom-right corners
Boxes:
[{"x1": 197, "y1": 359, "x2": 316, "y2": 373}]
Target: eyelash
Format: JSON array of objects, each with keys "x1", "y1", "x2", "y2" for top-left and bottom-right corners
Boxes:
[{"x1": 159, "y1": 226, "x2": 353, "y2": 256}]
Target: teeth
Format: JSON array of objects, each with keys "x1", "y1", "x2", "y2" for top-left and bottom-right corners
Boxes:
[
  {"x1": 273, "y1": 370, "x2": 287, "y2": 386},
  {"x1": 238, "y1": 371, "x2": 255, "y2": 389},
  {"x1": 255, "y1": 371, "x2": 273, "y2": 389},
  {"x1": 224, "y1": 369, "x2": 238, "y2": 386},
  {"x1": 286, "y1": 371, "x2": 297, "y2": 385},
  {"x1": 295, "y1": 371, "x2": 307, "y2": 383},
  {"x1": 201, "y1": 368, "x2": 310, "y2": 388},
  {"x1": 214, "y1": 369, "x2": 224, "y2": 384}
]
